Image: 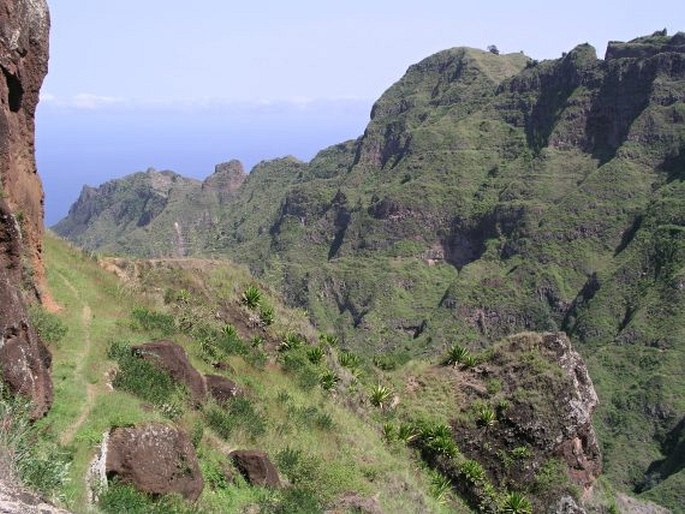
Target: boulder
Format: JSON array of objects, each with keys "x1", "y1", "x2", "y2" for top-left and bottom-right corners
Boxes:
[
  {"x1": 131, "y1": 341, "x2": 206, "y2": 403},
  {"x1": 205, "y1": 374, "x2": 241, "y2": 405},
  {"x1": 105, "y1": 423, "x2": 203, "y2": 501},
  {"x1": 229, "y1": 450, "x2": 280, "y2": 487}
]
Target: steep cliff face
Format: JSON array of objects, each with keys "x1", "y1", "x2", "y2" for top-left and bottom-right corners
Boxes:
[{"x1": 0, "y1": 0, "x2": 52, "y2": 418}]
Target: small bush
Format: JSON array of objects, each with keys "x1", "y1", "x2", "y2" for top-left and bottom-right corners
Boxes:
[
  {"x1": 280, "y1": 332, "x2": 305, "y2": 352},
  {"x1": 318, "y1": 333, "x2": 338, "y2": 347},
  {"x1": 460, "y1": 459, "x2": 486, "y2": 483},
  {"x1": 502, "y1": 491, "x2": 532, "y2": 514},
  {"x1": 477, "y1": 405, "x2": 497, "y2": 428},
  {"x1": 430, "y1": 472, "x2": 452, "y2": 504},
  {"x1": 99, "y1": 482, "x2": 193, "y2": 514},
  {"x1": 259, "y1": 304, "x2": 275, "y2": 325},
  {"x1": 417, "y1": 422, "x2": 459, "y2": 459},
  {"x1": 368, "y1": 384, "x2": 393, "y2": 408},
  {"x1": 29, "y1": 306, "x2": 67, "y2": 345},
  {"x1": 216, "y1": 324, "x2": 248, "y2": 355},
  {"x1": 207, "y1": 397, "x2": 267, "y2": 440},
  {"x1": 130, "y1": 307, "x2": 176, "y2": 336},
  {"x1": 397, "y1": 423, "x2": 418, "y2": 444},
  {"x1": 241, "y1": 285, "x2": 262, "y2": 309},
  {"x1": 445, "y1": 344, "x2": 470, "y2": 366},
  {"x1": 306, "y1": 346, "x2": 325, "y2": 364},
  {"x1": 338, "y1": 350, "x2": 360, "y2": 369},
  {"x1": 319, "y1": 370, "x2": 339, "y2": 391}
]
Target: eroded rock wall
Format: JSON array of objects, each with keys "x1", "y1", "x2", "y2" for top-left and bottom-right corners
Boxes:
[{"x1": 0, "y1": 0, "x2": 52, "y2": 418}]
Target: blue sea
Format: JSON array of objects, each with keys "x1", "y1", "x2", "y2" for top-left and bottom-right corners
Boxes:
[{"x1": 36, "y1": 99, "x2": 371, "y2": 226}]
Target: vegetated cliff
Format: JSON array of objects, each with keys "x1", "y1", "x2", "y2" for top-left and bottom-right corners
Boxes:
[
  {"x1": 0, "y1": 0, "x2": 52, "y2": 418},
  {"x1": 53, "y1": 162, "x2": 247, "y2": 258},
  {"x1": 55, "y1": 31, "x2": 685, "y2": 509}
]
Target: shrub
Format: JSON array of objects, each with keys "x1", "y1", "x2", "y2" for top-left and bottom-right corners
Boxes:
[
  {"x1": 306, "y1": 346, "x2": 325, "y2": 364},
  {"x1": 0, "y1": 385, "x2": 71, "y2": 499},
  {"x1": 216, "y1": 324, "x2": 248, "y2": 355},
  {"x1": 205, "y1": 396, "x2": 266, "y2": 440},
  {"x1": 241, "y1": 285, "x2": 262, "y2": 309},
  {"x1": 130, "y1": 307, "x2": 176, "y2": 336},
  {"x1": 462, "y1": 354, "x2": 478, "y2": 368},
  {"x1": 280, "y1": 332, "x2": 305, "y2": 352},
  {"x1": 382, "y1": 423, "x2": 395, "y2": 442},
  {"x1": 319, "y1": 370, "x2": 339, "y2": 391},
  {"x1": 318, "y1": 333, "x2": 338, "y2": 347},
  {"x1": 99, "y1": 482, "x2": 193, "y2": 514},
  {"x1": 396, "y1": 423, "x2": 418, "y2": 444},
  {"x1": 445, "y1": 344, "x2": 470, "y2": 366},
  {"x1": 338, "y1": 350, "x2": 361, "y2": 369},
  {"x1": 430, "y1": 472, "x2": 452, "y2": 504},
  {"x1": 502, "y1": 491, "x2": 532, "y2": 514},
  {"x1": 29, "y1": 306, "x2": 67, "y2": 345},
  {"x1": 368, "y1": 384, "x2": 393, "y2": 408},
  {"x1": 460, "y1": 459, "x2": 486, "y2": 483},
  {"x1": 477, "y1": 405, "x2": 497, "y2": 428},
  {"x1": 417, "y1": 422, "x2": 459, "y2": 459},
  {"x1": 259, "y1": 304, "x2": 275, "y2": 325}
]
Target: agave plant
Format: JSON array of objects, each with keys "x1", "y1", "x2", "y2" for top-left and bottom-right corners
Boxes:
[
  {"x1": 477, "y1": 405, "x2": 497, "y2": 428},
  {"x1": 396, "y1": 423, "x2": 418, "y2": 444},
  {"x1": 318, "y1": 333, "x2": 339, "y2": 348},
  {"x1": 241, "y1": 285, "x2": 262, "y2": 309},
  {"x1": 502, "y1": 491, "x2": 532, "y2": 514},
  {"x1": 279, "y1": 332, "x2": 304, "y2": 352},
  {"x1": 445, "y1": 344, "x2": 470, "y2": 366},
  {"x1": 462, "y1": 354, "x2": 478, "y2": 368},
  {"x1": 319, "y1": 370, "x2": 340, "y2": 391},
  {"x1": 460, "y1": 459, "x2": 486, "y2": 483},
  {"x1": 369, "y1": 384, "x2": 393, "y2": 408},
  {"x1": 420, "y1": 423, "x2": 458, "y2": 458},
  {"x1": 307, "y1": 346, "x2": 325, "y2": 364},
  {"x1": 381, "y1": 422, "x2": 395, "y2": 442},
  {"x1": 430, "y1": 473, "x2": 452, "y2": 504},
  {"x1": 259, "y1": 304, "x2": 274, "y2": 325},
  {"x1": 338, "y1": 350, "x2": 361, "y2": 369}
]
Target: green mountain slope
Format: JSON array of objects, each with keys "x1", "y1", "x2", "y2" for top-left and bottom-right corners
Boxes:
[{"x1": 53, "y1": 31, "x2": 685, "y2": 509}]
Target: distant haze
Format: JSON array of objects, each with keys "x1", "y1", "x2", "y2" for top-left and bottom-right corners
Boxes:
[{"x1": 37, "y1": 99, "x2": 371, "y2": 225}]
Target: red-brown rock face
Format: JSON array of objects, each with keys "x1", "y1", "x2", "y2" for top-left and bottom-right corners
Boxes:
[
  {"x1": 0, "y1": 0, "x2": 52, "y2": 419},
  {"x1": 105, "y1": 424, "x2": 204, "y2": 501}
]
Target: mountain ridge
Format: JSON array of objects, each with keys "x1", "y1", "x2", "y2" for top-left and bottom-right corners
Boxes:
[{"x1": 54, "y1": 30, "x2": 685, "y2": 510}]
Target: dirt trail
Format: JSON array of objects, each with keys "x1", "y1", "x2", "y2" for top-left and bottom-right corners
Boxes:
[{"x1": 57, "y1": 276, "x2": 101, "y2": 445}]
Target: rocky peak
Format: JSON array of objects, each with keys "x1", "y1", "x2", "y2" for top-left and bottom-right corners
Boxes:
[
  {"x1": 202, "y1": 160, "x2": 246, "y2": 200},
  {"x1": 605, "y1": 30, "x2": 685, "y2": 60}
]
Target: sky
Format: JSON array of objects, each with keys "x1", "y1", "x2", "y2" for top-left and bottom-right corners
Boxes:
[{"x1": 37, "y1": 0, "x2": 685, "y2": 224}]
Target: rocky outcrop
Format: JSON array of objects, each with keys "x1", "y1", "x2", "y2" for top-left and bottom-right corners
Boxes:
[
  {"x1": 0, "y1": 478, "x2": 70, "y2": 514},
  {"x1": 105, "y1": 423, "x2": 204, "y2": 501},
  {"x1": 205, "y1": 374, "x2": 241, "y2": 405},
  {"x1": 449, "y1": 332, "x2": 601, "y2": 510},
  {"x1": 229, "y1": 450, "x2": 281, "y2": 487},
  {"x1": 201, "y1": 160, "x2": 246, "y2": 203},
  {"x1": 0, "y1": 0, "x2": 52, "y2": 419},
  {"x1": 131, "y1": 341, "x2": 207, "y2": 403}
]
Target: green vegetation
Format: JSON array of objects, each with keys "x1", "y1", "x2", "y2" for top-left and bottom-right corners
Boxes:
[{"x1": 45, "y1": 32, "x2": 685, "y2": 511}]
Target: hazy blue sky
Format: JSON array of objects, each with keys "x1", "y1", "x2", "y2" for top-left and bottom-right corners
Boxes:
[{"x1": 37, "y1": 0, "x2": 685, "y2": 223}]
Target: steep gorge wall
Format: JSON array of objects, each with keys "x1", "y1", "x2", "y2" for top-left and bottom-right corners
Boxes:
[{"x1": 0, "y1": 0, "x2": 52, "y2": 418}]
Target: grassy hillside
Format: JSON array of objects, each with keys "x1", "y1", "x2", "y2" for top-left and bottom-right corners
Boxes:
[{"x1": 9, "y1": 233, "x2": 465, "y2": 513}]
